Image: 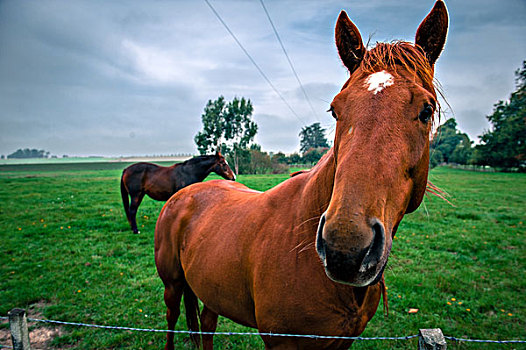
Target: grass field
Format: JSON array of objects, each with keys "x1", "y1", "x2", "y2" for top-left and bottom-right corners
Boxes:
[{"x1": 0, "y1": 163, "x2": 524, "y2": 349}]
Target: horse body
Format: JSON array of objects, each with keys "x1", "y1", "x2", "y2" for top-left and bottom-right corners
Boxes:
[
  {"x1": 156, "y1": 150, "x2": 381, "y2": 349},
  {"x1": 121, "y1": 153, "x2": 235, "y2": 233},
  {"x1": 123, "y1": 163, "x2": 179, "y2": 201},
  {"x1": 155, "y1": 2, "x2": 448, "y2": 349}
]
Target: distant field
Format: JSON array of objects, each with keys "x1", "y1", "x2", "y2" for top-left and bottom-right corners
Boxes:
[
  {"x1": 0, "y1": 164, "x2": 524, "y2": 349},
  {"x1": 0, "y1": 157, "x2": 112, "y2": 165},
  {"x1": 0, "y1": 155, "x2": 191, "y2": 166}
]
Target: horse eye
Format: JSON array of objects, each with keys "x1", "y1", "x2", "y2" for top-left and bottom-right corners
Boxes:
[
  {"x1": 327, "y1": 106, "x2": 338, "y2": 120},
  {"x1": 418, "y1": 104, "x2": 434, "y2": 123}
]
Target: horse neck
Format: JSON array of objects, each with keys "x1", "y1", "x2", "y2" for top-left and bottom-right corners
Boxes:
[
  {"x1": 267, "y1": 148, "x2": 336, "y2": 224},
  {"x1": 299, "y1": 148, "x2": 336, "y2": 218},
  {"x1": 179, "y1": 157, "x2": 216, "y2": 182}
]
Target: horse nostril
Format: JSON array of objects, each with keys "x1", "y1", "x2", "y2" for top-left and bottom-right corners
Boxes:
[{"x1": 359, "y1": 219, "x2": 385, "y2": 272}]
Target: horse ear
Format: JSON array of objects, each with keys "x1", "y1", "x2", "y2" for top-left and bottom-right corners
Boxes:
[
  {"x1": 335, "y1": 10, "x2": 365, "y2": 74},
  {"x1": 415, "y1": 0, "x2": 449, "y2": 66}
]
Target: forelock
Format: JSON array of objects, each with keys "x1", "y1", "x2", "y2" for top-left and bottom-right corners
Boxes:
[{"x1": 362, "y1": 42, "x2": 435, "y2": 94}]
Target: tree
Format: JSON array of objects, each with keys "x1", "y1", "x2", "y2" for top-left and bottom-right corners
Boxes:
[
  {"x1": 429, "y1": 149, "x2": 444, "y2": 169},
  {"x1": 474, "y1": 61, "x2": 526, "y2": 169},
  {"x1": 449, "y1": 133, "x2": 473, "y2": 165},
  {"x1": 429, "y1": 118, "x2": 473, "y2": 167},
  {"x1": 194, "y1": 96, "x2": 227, "y2": 154},
  {"x1": 194, "y1": 96, "x2": 258, "y2": 174},
  {"x1": 303, "y1": 147, "x2": 330, "y2": 164},
  {"x1": 299, "y1": 123, "x2": 329, "y2": 154}
]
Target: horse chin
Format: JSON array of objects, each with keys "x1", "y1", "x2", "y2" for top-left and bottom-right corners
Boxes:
[
  {"x1": 316, "y1": 234, "x2": 387, "y2": 287},
  {"x1": 315, "y1": 213, "x2": 389, "y2": 287},
  {"x1": 322, "y1": 258, "x2": 386, "y2": 287}
]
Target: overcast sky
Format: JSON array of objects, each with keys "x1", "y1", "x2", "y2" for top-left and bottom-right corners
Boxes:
[{"x1": 0, "y1": 0, "x2": 525, "y2": 157}]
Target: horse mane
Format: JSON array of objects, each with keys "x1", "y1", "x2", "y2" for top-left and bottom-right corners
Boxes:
[
  {"x1": 290, "y1": 170, "x2": 305, "y2": 177},
  {"x1": 179, "y1": 155, "x2": 216, "y2": 166},
  {"x1": 380, "y1": 274, "x2": 388, "y2": 317},
  {"x1": 426, "y1": 180, "x2": 453, "y2": 206}
]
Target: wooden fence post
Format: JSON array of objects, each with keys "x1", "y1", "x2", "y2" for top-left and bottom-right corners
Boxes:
[
  {"x1": 418, "y1": 328, "x2": 446, "y2": 350},
  {"x1": 8, "y1": 308, "x2": 31, "y2": 350}
]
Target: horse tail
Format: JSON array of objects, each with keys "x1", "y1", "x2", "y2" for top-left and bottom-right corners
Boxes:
[
  {"x1": 120, "y1": 171, "x2": 131, "y2": 223},
  {"x1": 183, "y1": 284, "x2": 201, "y2": 347}
]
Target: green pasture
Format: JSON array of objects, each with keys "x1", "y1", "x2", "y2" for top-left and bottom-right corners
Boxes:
[{"x1": 0, "y1": 163, "x2": 524, "y2": 349}]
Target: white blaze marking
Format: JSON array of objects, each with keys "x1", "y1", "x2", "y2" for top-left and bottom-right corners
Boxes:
[{"x1": 364, "y1": 70, "x2": 394, "y2": 94}]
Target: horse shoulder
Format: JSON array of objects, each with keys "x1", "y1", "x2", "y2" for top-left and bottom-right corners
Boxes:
[
  {"x1": 162, "y1": 181, "x2": 261, "y2": 326},
  {"x1": 156, "y1": 180, "x2": 255, "y2": 246}
]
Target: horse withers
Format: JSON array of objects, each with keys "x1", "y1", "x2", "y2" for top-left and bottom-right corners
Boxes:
[
  {"x1": 155, "y1": 1, "x2": 448, "y2": 349},
  {"x1": 120, "y1": 152, "x2": 235, "y2": 233}
]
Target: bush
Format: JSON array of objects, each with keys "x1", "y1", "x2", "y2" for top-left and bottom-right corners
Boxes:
[
  {"x1": 228, "y1": 148, "x2": 289, "y2": 174},
  {"x1": 286, "y1": 153, "x2": 302, "y2": 165},
  {"x1": 303, "y1": 147, "x2": 329, "y2": 165}
]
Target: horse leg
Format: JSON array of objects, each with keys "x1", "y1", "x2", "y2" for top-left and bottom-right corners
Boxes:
[
  {"x1": 200, "y1": 306, "x2": 218, "y2": 350},
  {"x1": 129, "y1": 192, "x2": 145, "y2": 234},
  {"x1": 163, "y1": 281, "x2": 184, "y2": 350}
]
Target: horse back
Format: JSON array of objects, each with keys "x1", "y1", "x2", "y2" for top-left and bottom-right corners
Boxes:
[{"x1": 123, "y1": 162, "x2": 177, "y2": 200}]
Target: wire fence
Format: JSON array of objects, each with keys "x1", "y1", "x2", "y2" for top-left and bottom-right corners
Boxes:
[{"x1": 1, "y1": 315, "x2": 525, "y2": 345}]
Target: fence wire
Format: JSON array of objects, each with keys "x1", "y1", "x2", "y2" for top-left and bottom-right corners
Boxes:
[
  {"x1": 1, "y1": 316, "x2": 415, "y2": 341},
  {"x1": 1, "y1": 315, "x2": 525, "y2": 344}
]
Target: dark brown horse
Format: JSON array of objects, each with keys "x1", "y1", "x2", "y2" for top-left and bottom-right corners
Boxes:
[
  {"x1": 155, "y1": 1, "x2": 448, "y2": 349},
  {"x1": 121, "y1": 153, "x2": 235, "y2": 233}
]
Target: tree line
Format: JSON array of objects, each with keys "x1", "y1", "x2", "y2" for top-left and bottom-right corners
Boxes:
[
  {"x1": 431, "y1": 60, "x2": 525, "y2": 171},
  {"x1": 194, "y1": 96, "x2": 330, "y2": 175},
  {"x1": 6, "y1": 148, "x2": 50, "y2": 159}
]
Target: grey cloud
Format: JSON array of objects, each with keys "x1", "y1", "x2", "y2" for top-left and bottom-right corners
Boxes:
[{"x1": 0, "y1": 0, "x2": 524, "y2": 157}]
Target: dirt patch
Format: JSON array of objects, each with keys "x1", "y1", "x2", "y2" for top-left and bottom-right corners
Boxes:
[{"x1": 0, "y1": 302, "x2": 73, "y2": 349}]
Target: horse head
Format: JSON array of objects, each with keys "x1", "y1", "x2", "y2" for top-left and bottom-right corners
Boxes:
[
  {"x1": 212, "y1": 151, "x2": 236, "y2": 181},
  {"x1": 316, "y1": 1, "x2": 448, "y2": 286}
]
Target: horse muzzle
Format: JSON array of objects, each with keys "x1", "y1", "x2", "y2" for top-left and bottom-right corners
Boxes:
[{"x1": 315, "y1": 212, "x2": 388, "y2": 286}]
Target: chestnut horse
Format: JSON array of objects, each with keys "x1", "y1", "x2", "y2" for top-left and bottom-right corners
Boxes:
[
  {"x1": 120, "y1": 153, "x2": 235, "y2": 233},
  {"x1": 155, "y1": 1, "x2": 448, "y2": 349}
]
